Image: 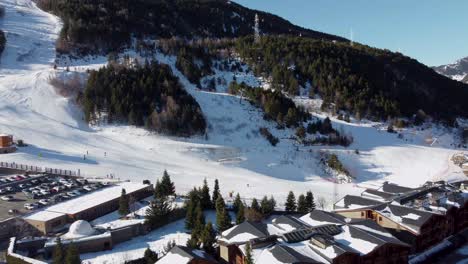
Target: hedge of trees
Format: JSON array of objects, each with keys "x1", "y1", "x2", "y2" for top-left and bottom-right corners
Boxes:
[
  {"x1": 175, "y1": 46, "x2": 213, "y2": 87},
  {"x1": 37, "y1": 0, "x2": 344, "y2": 54},
  {"x1": 82, "y1": 61, "x2": 206, "y2": 137},
  {"x1": 235, "y1": 36, "x2": 468, "y2": 122},
  {"x1": 228, "y1": 81, "x2": 310, "y2": 128},
  {"x1": 0, "y1": 30, "x2": 5, "y2": 57}
]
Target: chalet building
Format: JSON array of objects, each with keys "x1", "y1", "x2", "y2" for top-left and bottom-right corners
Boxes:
[
  {"x1": 0, "y1": 134, "x2": 16, "y2": 153},
  {"x1": 158, "y1": 245, "x2": 218, "y2": 264},
  {"x1": 334, "y1": 181, "x2": 468, "y2": 253},
  {"x1": 217, "y1": 212, "x2": 409, "y2": 264}
]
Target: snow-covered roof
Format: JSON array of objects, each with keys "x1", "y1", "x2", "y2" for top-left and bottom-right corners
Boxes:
[
  {"x1": 62, "y1": 220, "x2": 97, "y2": 239},
  {"x1": 157, "y1": 246, "x2": 217, "y2": 264},
  {"x1": 23, "y1": 210, "x2": 66, "y2": 222},
  {"x1": 334, "y1": 195, "x2": 382, "y2": 210},
  {"x1": 24, "y1": 182, "x2": 148, "y2": 222}
]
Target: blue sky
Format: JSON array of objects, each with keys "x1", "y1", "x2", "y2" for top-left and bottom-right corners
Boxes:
[{"x1": 234, "y1": 0, "x2": 467, "y2": 66}]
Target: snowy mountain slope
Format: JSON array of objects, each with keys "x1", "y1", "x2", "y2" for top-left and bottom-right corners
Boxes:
[
  {"x1": 0, "y1": 0, "x2": 465, "y2": 215},
  {"x1": 433, "y1": 56, "x2": 468, "y2": 83}
]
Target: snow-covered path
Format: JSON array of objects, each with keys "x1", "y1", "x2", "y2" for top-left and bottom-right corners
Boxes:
[{"x1": 0, "y1": 0, "x2": 465, "y2": 213}]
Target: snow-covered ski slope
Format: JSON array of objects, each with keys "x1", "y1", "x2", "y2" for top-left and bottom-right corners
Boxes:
[{"x1": 0, "y1": 0, "x2": 466, "y2": 208}]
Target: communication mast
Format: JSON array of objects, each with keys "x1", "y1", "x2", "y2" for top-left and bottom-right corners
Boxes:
[{"x1": 254, "y1": 14, "x2": 260, "y2": 43}]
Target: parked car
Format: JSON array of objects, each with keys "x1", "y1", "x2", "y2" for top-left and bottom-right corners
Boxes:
[
  {"x1": 0, "y1": 189, "x2": 6, "y2": 194},
  {"x1": 40, "y1": 190, "x2": 50, "y2": 196},
  {"x1": 8, "y1": 209, "x2": 19, "y2": 215},
  {"x1": 38, "y1": 199, "x2": 50, "y2": 206},
  {"x1": 5, "y1": 187, "x2": 14, "y2": 192},
  {"x1": 24, "y1": 203, "x2": 37, "y2": 210},
  {"x1": 66, "y1": 192, "x2": 76, "y2": 197},
  {"x1": 1, "y1": 195, "x2": 14, "y2": 201}
]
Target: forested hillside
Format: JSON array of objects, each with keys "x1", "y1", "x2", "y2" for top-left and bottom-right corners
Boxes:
[
  {"x1": 37, "y1": 0, "x2": 346, "y2": 54},
  {"x1": 0, "y1": 30, "x2": 5, "y2": 57},
  {"x1": 235, "y1": 36, "x2": 468, "y2": 121},
  {"x1": 82, "y1": 61, "x2": 206, "y2": 136}
]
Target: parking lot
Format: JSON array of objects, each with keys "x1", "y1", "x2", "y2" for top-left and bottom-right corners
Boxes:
[{"x1": 0, "y1": 171, "x2": 107, "y2": 221}]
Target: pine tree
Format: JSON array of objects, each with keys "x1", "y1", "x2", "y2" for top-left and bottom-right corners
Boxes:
[
  {"x1": 297, "y1": 194, "x2": 307, "y2": 214},
  {"x1": 251, "y1": 198, "x2": 260, "y2": 212},
  {"x1": 185, "y1": 199, "x2": 196, "y2": 231},
  {"x1": 269, "y1": 196, "x2": 277, "y2": 212},
  {"x1": 244, "y1": 241, "x2": 254, "y2": 264},
  {"x1": 216, "y1": 196, "x2": 231, "y2": 232},
  {"x1": 200, "y1": 178, "x2": 211, "y2": 209},
  {"x1": 144, "y1": 247, "x2": 159, "y2": 263},
  {"x1": 212, "y1": 179, "x2": 220, "y2": 208},
  {"x1": 233, "y1": 193, "x2": 242, "y2": 212},
  {"x1": 285, "y1": 191, "x2": 297, "y2": 212},
  {"x1": 305, "y1": 191, "x2": 315, "y2": 212},
  {"x1": 154, "y1": 179, "x2": 164, "y2": 199},
  {"x1": 201, "y1": 222, "x2": 216, "y2": 255},
  {"x1": 194, "y1": 202, "x2": 206, "y2": 235},
  {"x1": 52, "y1": 237, "x2": 64, "y2": 264},
  {"x1": 236, "y1": 202, "x2": 245, "y2": 224},
  {"x1": 118, "y1": 188, "x2": 130, "y2": 216},
  {"x1": 65, "y1": 243, "x2": 81, "y2": 264},
  {"x1": 145, "y1": 196, "x2": 172, "y2": 229},
  {"x1": 260, "y1": 195, "x2": 276, "y2": 215},
  {"x1": 186, "y1": 232, "x2": 200, "y2": 249},
  {"x1": 161, "y1": 170, "x2": 175, "y2": 196}
]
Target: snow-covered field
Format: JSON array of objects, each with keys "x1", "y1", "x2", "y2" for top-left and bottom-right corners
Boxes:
[{"x1": 0, "y1": 0, "x2": 466, "y2": 209}]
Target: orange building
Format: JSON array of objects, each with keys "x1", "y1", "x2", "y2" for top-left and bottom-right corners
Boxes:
[{"x1": 0, "y1": 134, "x2": 13, "y2": 148}]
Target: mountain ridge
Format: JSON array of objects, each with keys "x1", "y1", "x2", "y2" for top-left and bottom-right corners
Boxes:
[{"x1": 433, "y1": 56, "x2": 468, "y2": 83}]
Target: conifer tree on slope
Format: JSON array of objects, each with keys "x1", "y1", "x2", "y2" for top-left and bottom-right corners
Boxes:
[
  {"x1": 212, "y1": 179, "x2": 220, "y2": 208},
  {"x1": 118, "y1": 188, "x2": 130, "y2": 216},
  {"x1": 297, "y1": 194, "x2": 308, "y2": 214},
  {"x1": 236, "y1": 201, "x2": 245, "y2": 224},
  {"x1": 305, "y1": 191, "x2": 316, "y2": 212},
  {"x1": 52, "y1": 237, "x2": 64, "y2": 264},
  {"x1": 251, "y1": 198, "x2": 260, "y2": 212},
  {"x1": 161, "y1": 170, "x2": 175, "y2": 196},
  {"x1": 200, "y1": 178, "x2": 211, "y2": 209},
  {"x1": 244, "y1": 241, "x2": 254, "y2": 264},
  {"x1": 65, "y1": 243, "x2": 81, "y2": 264},
  {"x1": 144, "y1": 247, "x2": 159, "y2": 263},
  {"x1": 145, "y1": 195, "x2": 172, "y2": 228},
  {"x1": 285, "y1": 191, "x2": 297, "y2": 212},
  {"x1": 201, "y1": 222, "x2": 216, "y2": 255},
  {"x1": 233, "y1": 193, "x2": 242, "y2": 212},
  {"x1": 216, "y1": 196, "x2": 231, "y2": 232}
]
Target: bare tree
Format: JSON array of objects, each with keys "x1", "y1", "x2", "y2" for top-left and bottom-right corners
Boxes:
[{"x1": 316, "y1": 196, "x2": 327, "y2": 210}]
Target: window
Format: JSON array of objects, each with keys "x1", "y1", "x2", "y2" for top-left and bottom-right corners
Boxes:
[
  {"x1": 361, "y1": 212, "x2": 364, "y2": 217},
  {"x1": 379, "y1": 216, "x2": 382, "y2": 221}
]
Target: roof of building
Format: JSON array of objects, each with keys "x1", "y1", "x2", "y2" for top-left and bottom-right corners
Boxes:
[
  {"x1": 379, "y1": 182, "x2": 414, "y2": 194},
  {"x1": 267, "y1": 244, "x2": 322, "y2": 264},
  {"x1": 62, "y1": 220, "x2": 97, "y2": 239},
  {"x1": 346, "y1": 220, "x2": 409, "y2": 248},
  {"x1": 374, "y1": 203, "x2": 437, "y2": 233},
  {"x1": 281, "y1": 224, "x2": 342, "y2": 243},
  {"x1": 272, "y1": 215, "x2": 309, "y2": 231},
  {"x1": 23, "y1": 182, "x2": 149, "y2": 222},
  {"x1": 23, "y1": 210, "x2": 66, "y2": 222},
  {"x1": 333, "y1": 195, "x2": 383, "y2": 210},
  {"x1": 152, "y1": 245, "x2": 217, "y2": 264},
  {"x1": 361, "y1": 189, "x2": 396, "y2": 201},
  {"x1": 220, "y1": 221, "x2": 273, "y2": 244},
  {"x1": 300, "y1": 210, "x2": 347, "y2": 226}
]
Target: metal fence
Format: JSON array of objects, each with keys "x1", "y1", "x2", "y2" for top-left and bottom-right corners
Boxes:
[{"x1": 0, "y1": 161, "x2": 80, "y2": 177}]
